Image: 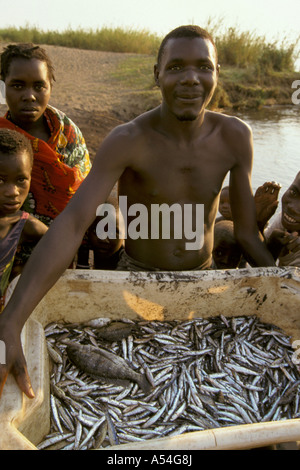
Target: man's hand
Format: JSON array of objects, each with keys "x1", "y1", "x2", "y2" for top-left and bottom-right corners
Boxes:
[
  {"x1": 269, "y1": 228, "x2": 291, "y2": 245},
  {"x1": 0, "y1": 319, "x2": 34, "y2": 399},
  {"x1": 284, "y1": 232, "x2": 300, "y2": 254},
  {"x1": 267, "y1": 229, "x2": 299, "y2": 260}
]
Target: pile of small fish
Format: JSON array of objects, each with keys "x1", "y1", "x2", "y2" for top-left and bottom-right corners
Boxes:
[{"x1": 38, "y1": 315, "x2": 300, "y2": 450}]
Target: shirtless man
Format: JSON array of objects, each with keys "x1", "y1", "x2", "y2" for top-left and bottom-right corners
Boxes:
[{"x1": 0, "y1": 25, "x2": 275, "y2": 398}]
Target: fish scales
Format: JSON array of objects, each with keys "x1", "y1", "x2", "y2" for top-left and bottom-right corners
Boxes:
[{"x1": 39, "y1": 315, "x2": 300, "y2": 450}]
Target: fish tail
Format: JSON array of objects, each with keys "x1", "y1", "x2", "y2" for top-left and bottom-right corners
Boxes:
[{"x1": 138, "y1": 373, "x2": 153, "y2": 394}]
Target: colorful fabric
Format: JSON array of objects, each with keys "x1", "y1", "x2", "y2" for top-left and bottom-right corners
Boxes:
[
  {"x1": 0, "y1": 105, "x2": 91, "y2": 226},
  {"x1": 0, "y1": 212, "x2": 29, "y2": 310}
]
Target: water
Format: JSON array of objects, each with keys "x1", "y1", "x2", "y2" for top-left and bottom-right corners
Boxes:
[{"x1": 226, "y1": 105, "x2": 300, "y2": 200}]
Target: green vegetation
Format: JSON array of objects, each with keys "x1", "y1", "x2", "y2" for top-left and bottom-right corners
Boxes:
[
  {"x1": 0, "y1": 22, "x2": 298, "y2": 71},
  {"x1": 0, "y1": 25, "x2": 161, "y2": 55},
  {"x1": 0, "y1": 23, "x2": 299, "y2": 110}
]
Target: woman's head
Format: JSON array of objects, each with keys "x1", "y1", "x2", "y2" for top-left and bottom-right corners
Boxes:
[
  {"x1": 1, "y1": 43, "x2": 55, "y2": 84},
  {"x1": 1, "y1": 44, "x2": 55, "y2": 129}
]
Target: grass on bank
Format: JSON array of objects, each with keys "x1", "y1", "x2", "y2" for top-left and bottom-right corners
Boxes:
[
  {"x1": 0, "y1": 22, "x2": 299, "y2": 72},
  {"x1": 0, "y1": 25, "x2": 161, "y2": 55},
  {"x1": 0, "y1": 23, "x2": 299, "y2": 111}
]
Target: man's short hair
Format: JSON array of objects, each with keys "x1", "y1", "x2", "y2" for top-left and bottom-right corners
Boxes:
[
  {"x1": 157, "y1": 25, "x2": 218, "y2": 67},
  {"x1": 0, "y1": 43, "x2": 55, "y2": 84},
  {"x1": 0, "y1": 128, "x2": 33, "y2": 165}
]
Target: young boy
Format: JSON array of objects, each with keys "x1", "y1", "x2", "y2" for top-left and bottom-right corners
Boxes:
[
  {"x1": 216, "y1": 182, "x2": 281, "y2": 232},
  {"x1": 216, "y1": 186, "x2": 232, "y2": 222},
  {"x1": 214, "y1": 181, "x2": 282, "y2": 269},
  {"x1": 213, "y1": 220, "x2": 243, "y2": 269},
  {"x1": 0, "y1": 129, "x2": 47, "y2": 310},
  {"x1": 265, "y1": 171, "x2": 300, "y2": 266}
]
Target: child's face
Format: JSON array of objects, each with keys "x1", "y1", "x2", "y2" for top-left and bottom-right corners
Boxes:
[
  {"x1": 213, "y1": 239, "x2": 241, "y2": 269},
  {"x1": 0, "y1": 151, "x2": 32, "y2": 216},
  {"x1": 4, "y1": 58, "x2": 51, "y2": 128},
  {"x1": 281, "y1": 172, "x2": 300, "y2": 233},
  {"x1": 219, "y1": 189, "x2": 232, "y2": 220}
]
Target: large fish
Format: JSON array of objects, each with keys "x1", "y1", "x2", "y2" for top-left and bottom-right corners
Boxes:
[
  {"x1": 66, "y1": 343, "x2": 152, "y2": 394},
  {"x1": 96, "y1": 321, "x2": 137, "y2": 342}
]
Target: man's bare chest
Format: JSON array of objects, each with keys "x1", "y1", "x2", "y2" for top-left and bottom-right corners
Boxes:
[{"x1": 121, "y1": 145, "x2": 231, "y2": 203}]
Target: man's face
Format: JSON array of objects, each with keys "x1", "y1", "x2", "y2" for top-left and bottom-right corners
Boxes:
[
  {"x1": 154, "y1": 37, "x2": 219, "y2": 121},
  {"x1": 281, "y1": 172, "x2": 300, "y2": 232},
  {"x1": 4, "y1": 58, "x2": 51, "y2": 128}
]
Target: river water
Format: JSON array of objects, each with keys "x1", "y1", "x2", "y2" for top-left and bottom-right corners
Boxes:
[{"x1": 226, "y1": 105, "x2": 300, "y2": 200}]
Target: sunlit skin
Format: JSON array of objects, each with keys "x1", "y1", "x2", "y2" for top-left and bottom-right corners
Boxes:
[
  {"x1": 267, "y1": 172, "x2": 300, "y2": 260},
  {"x1": 281, "y1": 172, "x2": 300, "y2": 233},
  {"x1": 0, "y1": 34, "x2": 275, "y2": 399},
  {"x1": 4, "y1": 58, "x2": 52, "y2": 141}
]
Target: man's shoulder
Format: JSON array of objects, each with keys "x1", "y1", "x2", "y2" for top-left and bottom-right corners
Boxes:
[
  {"x1": 206, "y1": 110, "x2": 252, "y2": 135},
  {"x1": 107, "y1": 108, "x2": 158, "y2": 141}
]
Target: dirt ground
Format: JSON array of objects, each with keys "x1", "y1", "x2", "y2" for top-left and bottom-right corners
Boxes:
[{"x1": 0, "y1": 43, "x2": 159, "y2": 161}]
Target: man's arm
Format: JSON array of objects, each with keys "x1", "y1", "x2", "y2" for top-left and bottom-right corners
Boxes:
[
  {"x1": 0, "y1": 125, "x2": 131, "y2": 398},
  {"x1": 228, "y1": 121, "x2": 275, "y2": 267}
]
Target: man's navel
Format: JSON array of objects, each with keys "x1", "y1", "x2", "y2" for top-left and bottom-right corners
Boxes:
[{"x1": 173, "y1": 248, "x2": 184, "y2": 258}]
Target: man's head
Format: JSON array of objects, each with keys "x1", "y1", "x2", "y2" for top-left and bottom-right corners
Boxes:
[
  {"x1": 0, "y1": 128, "x2": 33, "y2": 216},
  {"x1": 154, "y1": 25, "x2": 219, "y2": 122},
  {"x1": 281, "y1": 171, "x2": 300, "y2": 233},
  {"x1": 157, "y1": 25, "x2": 218, "y2": 67}
]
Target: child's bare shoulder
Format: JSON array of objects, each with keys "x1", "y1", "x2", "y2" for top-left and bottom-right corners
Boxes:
[{"x1": 22, "y1": 215, "x2": 48, "y2": 242}]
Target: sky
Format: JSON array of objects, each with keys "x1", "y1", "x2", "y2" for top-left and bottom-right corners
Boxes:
[{"x1": 0, "y1": 0, "x2": 300, "y2": 46}]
